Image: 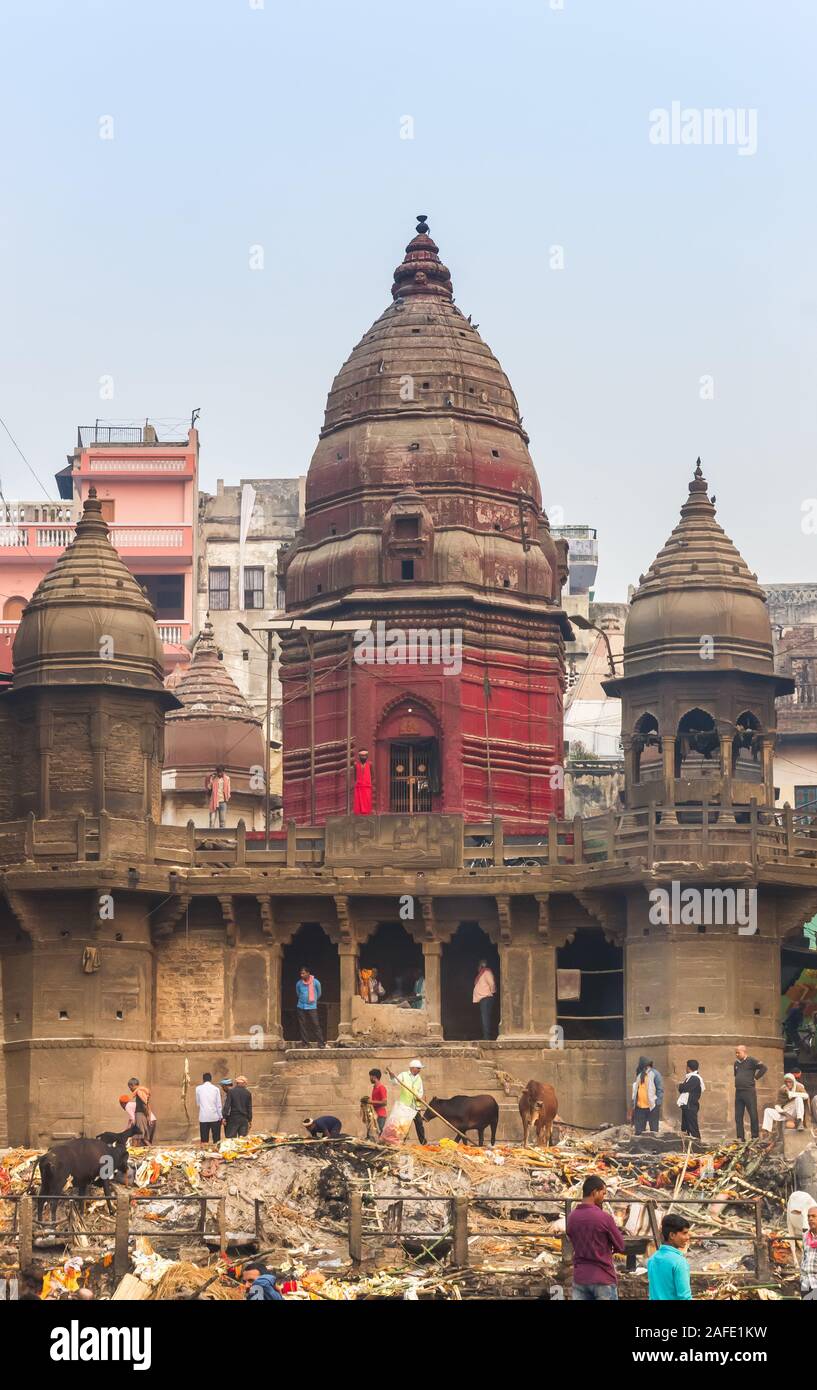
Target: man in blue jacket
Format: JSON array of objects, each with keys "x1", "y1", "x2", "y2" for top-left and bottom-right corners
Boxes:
[
  {"x1": 242, "y1": 1262, "x2": 284, "y2": 1301},
  {"x1": 296, "y1": 966, "x2": 325, "y2": 1048},
  {"x1": 648, "y1": 1215, "x2": 693, "y2": 1300}
]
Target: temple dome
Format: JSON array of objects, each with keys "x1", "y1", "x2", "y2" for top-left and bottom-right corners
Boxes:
[
  {"x1": 12, "y1": 488, "x2": 171, "y2": 697},
  {"x1": 285, "y1": 216, "x2": 562, "y2": 609},
  {"x1": 164, "y1": 616, "x2": 264, "y2": 773},
  {"x1": 621, "y1": 461, "x2": 777, "y2": 680}
]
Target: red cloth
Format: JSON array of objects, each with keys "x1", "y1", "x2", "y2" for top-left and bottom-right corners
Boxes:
[
  {"x1": 565, "y1": 1203, "x2": 625, "y2": 1286},
  {"x1": 353, "y1": 759, "x2": 373, "y2": 815},
  {"x1": 371, "y1": 1083, "x2": 388, "y2": 1118}
]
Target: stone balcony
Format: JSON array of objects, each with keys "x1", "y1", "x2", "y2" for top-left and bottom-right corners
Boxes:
[{"x1": 2, "y1": 805, "x2": 816, "y2": 878}]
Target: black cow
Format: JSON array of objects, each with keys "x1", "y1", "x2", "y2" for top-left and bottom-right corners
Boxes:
[
  {"x1": 422, "y1": 1094, "x2": 499, "y2": 1147},
  {"x1": 34, "y1": 1136, "x2": 131, "y2": 1224}
]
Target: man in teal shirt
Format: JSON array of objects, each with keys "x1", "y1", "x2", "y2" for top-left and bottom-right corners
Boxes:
[{"x1": 648, "y1": 1214, "x2": 693, "y2": 1299}]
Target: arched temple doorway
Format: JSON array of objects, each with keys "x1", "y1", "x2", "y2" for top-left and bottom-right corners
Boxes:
[
  {"x1": 282, "y1": 922, "x2": 340, "y2": 1043},
  {"x1": 441, "y1": 921, "x2": 500, "y2": 1040},
  {"x1": 375, "y1": 697, "x2": 442, "y2": 814},
  {"x1": 359, "y1": 922, "x2": 424, "y2": 1004},
  {"x1": 556, "y1": 927, "x2": 623, "y2": 1041}
]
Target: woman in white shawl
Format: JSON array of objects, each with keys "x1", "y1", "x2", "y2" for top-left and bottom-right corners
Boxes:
[{"x1": 677, "y1": 1060, "x2": 705, "y2": 1139}]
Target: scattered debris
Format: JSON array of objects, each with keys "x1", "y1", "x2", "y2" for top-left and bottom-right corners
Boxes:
[{"x1": 0, "y1": 1128, "x2": 807, "y2": 1299}]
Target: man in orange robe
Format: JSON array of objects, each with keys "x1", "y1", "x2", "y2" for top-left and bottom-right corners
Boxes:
[{"x1": 353, "y1": 749, "x2": 373, "y2": 815}]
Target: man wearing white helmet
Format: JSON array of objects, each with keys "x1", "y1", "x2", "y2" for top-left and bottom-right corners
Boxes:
[{"x1": 395, "y1": 1059, "x2": 426, "y2": 1144}]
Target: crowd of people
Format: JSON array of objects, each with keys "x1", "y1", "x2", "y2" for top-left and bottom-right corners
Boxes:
[
  {"x1": 629, "y1": 1044, "x2": 815, "y2": 1141},
  {"x1": 566, "y1": 1173, "x2": 817, "y2": 1303}
]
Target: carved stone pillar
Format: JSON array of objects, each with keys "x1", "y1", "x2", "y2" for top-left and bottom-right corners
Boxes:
[
  {"x1": 660, "y1": 736, "x2": 678, "y2": 824},
  {"x1": 621, "y1": 736, "x2": 636, "y2": 800},
  {"x1": 761, "y1": 735, "x2": 775, "y2": 806},
  {"x1": 268, "y1": 941, "x2": 283, "y2": 1045},
  {"x1": 337, "y1": 942, "x2": 359, "y2": 1043},
  {"x1": 421, "y1": 940, "x2": 443, "y2": 1040},
  {"x1": 719, "y1": 733, "x2": 735, "y2": 822}
]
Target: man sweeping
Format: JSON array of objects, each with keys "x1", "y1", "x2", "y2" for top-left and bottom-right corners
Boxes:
[{"x1": 386, "y1": 1059, "x2": 426, "y2": 1144}]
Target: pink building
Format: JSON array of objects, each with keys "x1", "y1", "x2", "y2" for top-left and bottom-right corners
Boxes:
[{"x1": 0, "y1": 421, "x2": 198, "y2": 670}]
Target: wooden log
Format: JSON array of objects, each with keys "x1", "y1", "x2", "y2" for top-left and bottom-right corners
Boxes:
[
  {"x1": 18, "y1": 1196, "x2": 33, "y2": 1273},
  {"x1": 114, "y1": 1195, "x2": 130, "y2": 1279},
  {"x1": 452, "y1": 1195, "x2": 469, "y2": 1267},
  {"x1": 349, "y1": 1188, "x2": 363, "y2": 1263}
]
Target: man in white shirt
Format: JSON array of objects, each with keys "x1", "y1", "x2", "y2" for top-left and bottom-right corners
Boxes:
[
  {"x1": 196, "y1": 1071, "x2": 223, "y2": 1147},
  {"x1": 394, "y1": 1059, "x2": 426, "y2": 1143}
]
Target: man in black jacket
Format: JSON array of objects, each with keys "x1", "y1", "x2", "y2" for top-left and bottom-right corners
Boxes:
[
  {"x1": 223, "y1": 1075, "x2": 253, "y2": 1138},
  {"x1": 679, "y1": 1060, "x2": 704, "y2": 1139},
  {"x1": 734, "y1": 1044, "x2": 767, "y2": 1139}
]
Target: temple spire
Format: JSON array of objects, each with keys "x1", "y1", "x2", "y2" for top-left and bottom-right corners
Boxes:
[{"x1": 391, "y1": 214, "x2": 453, "y2": 301}]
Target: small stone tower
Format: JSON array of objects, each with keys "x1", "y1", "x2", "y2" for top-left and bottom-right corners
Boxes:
[
  {"x1": 163, "y1": 616, "x2": 266, "y2": 828},
  {"x1": 0, "y1": 488, "x2": 177, "y2": 821},
  {"x1": 605, "y1": 461, "x2": 792, "y2": 821}
]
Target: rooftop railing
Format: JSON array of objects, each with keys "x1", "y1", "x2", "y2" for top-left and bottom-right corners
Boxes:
[{"x1": 1, "y1": 803, "x2": 816, "y2": 873}]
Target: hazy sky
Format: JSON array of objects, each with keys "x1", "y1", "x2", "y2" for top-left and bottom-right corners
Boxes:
[{"x1": 1, "y1": 0, "x2": 815, "y2": 599}]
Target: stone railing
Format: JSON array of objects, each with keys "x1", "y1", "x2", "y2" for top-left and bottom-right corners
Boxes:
[
  {"x1": 1, "y1": 804, "x2": 816, "y2": 874},
  {"x1": 0, "y1": 523, "x2": 192, "y2": 552}
]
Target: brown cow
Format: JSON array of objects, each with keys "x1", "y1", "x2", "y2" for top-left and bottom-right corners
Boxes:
[{"x1": 519, "y1": 1080, "x2": 558, "y2": 1147}]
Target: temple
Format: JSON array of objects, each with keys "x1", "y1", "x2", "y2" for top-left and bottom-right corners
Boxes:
[
  {"x1": 279, "y1": 217, "x2": 570, "y2": 830},
  {"x1": 1, "y1": 223, "x2": 816, "y2": 1147}
]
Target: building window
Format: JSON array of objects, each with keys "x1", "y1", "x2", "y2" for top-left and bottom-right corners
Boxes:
[
  {"x1": 401, "y1": 560, "x2": 415, "y2": 580},
  {"x1": 244, "y1": 566, "x2": 264, "y2": 610},
  {"x1": 208, "y1": 567, "x2": 230, "y2": 610},
  {"x1": 795, "y1": 786, "x2": 817, "y2": 819},
  {"x1": 134, "y1": 573, "x2": 184, "y2": 619}
]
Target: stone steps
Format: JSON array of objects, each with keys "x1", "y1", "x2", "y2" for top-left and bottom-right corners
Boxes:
[{"x1": 250, "y1": 1044, "x2": 525, "y2": 1140}]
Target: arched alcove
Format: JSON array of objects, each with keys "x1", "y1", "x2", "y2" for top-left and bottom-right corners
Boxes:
[
  {"x1": 281, "y1": 923, "x2": 339, "y2": 1043},
  {"x1": 374, "y1": 696, "x2": 442, "y2": 813},
  {"x1": 633, "y1": 713, "x2": 661, "y2": 784},
  {"x1": 556, "y1": 927, "x2": 623, "y2": 1041},
  {"x1": 441, "y1": 921, "x2": 500, "y2": 1040},
  {"x1": 732, "y1": 710, "x2": 763, "y2": 782},
  {"x1": 3, "y1": 596, "x2": 27, "y2": 621},
  {"x1": 359, "y1": 921, "x2": 423, "y2": 1003},
  {"x1": 675, "y1": 708, "x2": 719, "y2": 780}
]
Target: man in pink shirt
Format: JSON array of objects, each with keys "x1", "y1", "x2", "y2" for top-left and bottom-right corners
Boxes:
[
  {"x1": 472, "y1": 960, "x2": 497, "y2": 1039},
  {"x1": 565, "y1": 1175, "x2": 626, "y2": 1300}
]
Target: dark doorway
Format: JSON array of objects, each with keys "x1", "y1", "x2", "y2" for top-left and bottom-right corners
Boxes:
[
  {"x1": 389, "y1": 740, "x2": 438, "y2": 813},
  {"x1": 282, "y1": 922, "x2": 339, "y2": 1043},
  {"x1": 556, "y1": 927, "x2": 623, "y2": 1041},
  {"x1": 441, "y1": 921, "x2": 500, "y2": 1040},
  {"x1": 359, "y1": 922, "x2": 423, "y2": 1003}
]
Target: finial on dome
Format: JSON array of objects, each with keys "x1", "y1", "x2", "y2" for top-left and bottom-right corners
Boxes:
[
  {"x1": 391, "y1": 215, "x2": 453, "y2": 301},
  {"x1": 77, "y1": 484, "x2": 106, "y2": 531},
  {"x1": 688, "y1": 456, "x2": 710, "y2": 497},
  {"x1": 196, "y1": 613, "x2": 217, "y2": 652}
]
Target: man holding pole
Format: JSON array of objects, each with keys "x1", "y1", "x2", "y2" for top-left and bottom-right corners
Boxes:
[{"x1": 393, "y1": 1059, "x2": 426, "y2": 1143}]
